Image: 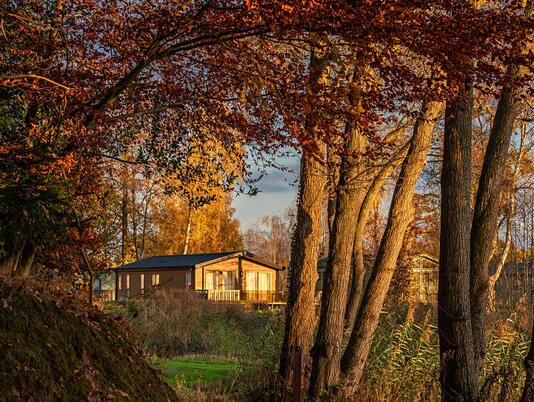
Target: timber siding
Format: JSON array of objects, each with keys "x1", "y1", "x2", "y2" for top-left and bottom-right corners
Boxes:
[{"x1": 116, "y1": 268, "x2": 192, "y2": 299}]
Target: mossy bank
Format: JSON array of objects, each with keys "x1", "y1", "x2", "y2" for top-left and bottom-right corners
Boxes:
[{"x1": 0, "y1": 280, "x2": 177, "y2": 401}]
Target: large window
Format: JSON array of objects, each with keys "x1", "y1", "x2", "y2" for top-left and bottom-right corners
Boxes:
[
  {"x1": 151, "y1": 274, "x2": 160, "y2": 286},
  {"x1": 126, "y1": 274, "x2": 130, "y2": 297},
  {"x1": 245, "y1": 272, "x2": 272, "y2": 291},
  {"x1": 245, "y1": 272, "x2": 257, "y2": 291},
  {"x1": 259, "y1": 272, "x2": 271, "y2": 290},
  {"x1": 118, "y1": 274, "x2": 122, "y2": 290},
  {"x1": 205, "y1": 271, "x2": 217, "y2": 290},
  {"x1": 222, "y1": 271, "x2": 235, "y2": 290}
]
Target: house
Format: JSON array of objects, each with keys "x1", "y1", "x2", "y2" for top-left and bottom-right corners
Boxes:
[
  {"x1": 410, "y1": 255, "x2": 534, "y2": 309},
  {"x1": 411, "y1": 253, "x2": 439, "y2": 304},
  {"x1": 93, "y1": 271, "x2": 115, "y2": 301},
  {"x1": 113, "y1": 251, "x2": 284, "y2": 302}
]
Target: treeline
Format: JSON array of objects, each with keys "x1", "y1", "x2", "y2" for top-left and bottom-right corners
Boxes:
[{"x1": 1, "y1": 1, "x2": 533, "y2": 401}]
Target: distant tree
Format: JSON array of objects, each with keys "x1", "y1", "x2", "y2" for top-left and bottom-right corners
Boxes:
[
  {"x1": 243, "y1": 208, "x2": 295, "y2": 267},
  {"x1": 146, "y1": 194, "x2": 242, "y2": 256}
]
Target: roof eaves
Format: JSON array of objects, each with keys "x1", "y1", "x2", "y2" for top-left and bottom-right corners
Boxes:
[{"x1": 194, "y1": 251, "x2": 244, "y2": 268}]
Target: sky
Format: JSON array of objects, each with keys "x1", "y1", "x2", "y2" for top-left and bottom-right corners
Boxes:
[{"x1": 232, "y1": 154, "x2": 300, "y2": 231}]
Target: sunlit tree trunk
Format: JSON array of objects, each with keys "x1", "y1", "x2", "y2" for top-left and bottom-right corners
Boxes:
[
  {"x1": 438, "y1": 81, "x2": 479, "y2": 402},
  {"x1": 183, "y1": 206, "x2": 193, "y2": 254},
  {"x1": 279, "y1": 38, "x2": 330, "y2": 389},
  {"x1": 308, "y1": 64, "x2": 369, "y2": 394},
  {"x1": 341, "y1": 101, "x2": 443, "y2": 398},
  {"x1": 121, "y1": 167, "x2": 129, "y2": 263},
  {"x1": 344, "y1": 141, "x2": 409, "y2": 330},
  {"x1": 470, "y1": 0, "x2": 531, "y2": 374}
]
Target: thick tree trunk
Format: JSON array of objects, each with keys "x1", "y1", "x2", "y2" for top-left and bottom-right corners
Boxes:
[
  {"x1": 308, "y1": 66, "x2": 368, "y2": 394},
  {"x1": 344, "y1": 141, "x2": 409, "y2": 330},
  {"x1": 438, "y1": 81, "x2": 479, "y2": 402},
  {"x1": 279, "y1": 39, "x2": 330, "y2": 389},
  {"x1": 520, "y1": 318, "x2": 534, "y2": 402},
  {"x1": 279, "y1": 151, "x2": 327, "y2": 386},
  {"x1": 341, "y1": 101, "x2": 443, "y2": 397}
]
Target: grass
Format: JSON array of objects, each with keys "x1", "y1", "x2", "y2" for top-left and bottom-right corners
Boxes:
[{"x1": 158, "y1": 358, "x2": 241, "y2": 386}]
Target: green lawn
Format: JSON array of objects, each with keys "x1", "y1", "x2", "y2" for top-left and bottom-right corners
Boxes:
[{"x1": 158, "y1": 358, "x2": 241, "y2": 386}]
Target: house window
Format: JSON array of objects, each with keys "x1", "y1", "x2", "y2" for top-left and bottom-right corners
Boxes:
[
  {"x1": 118, "y1": 274, "x2": 122, "y2": 290},
  {"x1": 245, "y1": 272, "x2": 257, "y2": 291},
  {"x1": 140, "y1": 274, "x2": 145, "y2": 294},
  {"x1": 152, "y1": 274, "x2": 160, "y2": 286},
  {"x1": 185, "y1": 271, "x2": 192, "y2": 287},
  {"x1": 222, "y1": 271, "x2": 235, "y2": 290},
  {"x1": 126, "y1": 274, "x2": 130, "y2": 297},
  {"x1": 205, "y1": 271, "x2": 217, "y2": 290},
  {"x1": 259, "y1": 272, "x2": 271, "y2": 290}
]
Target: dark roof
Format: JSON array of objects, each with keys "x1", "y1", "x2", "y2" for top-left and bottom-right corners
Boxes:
[{"x1": 115, "y1": 251, "x2": 281, "y2": 271}]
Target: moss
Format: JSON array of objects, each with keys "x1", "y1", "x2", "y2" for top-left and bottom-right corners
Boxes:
[{"x1": 0, "y1": 282, "x2": 177, "y2": 401}]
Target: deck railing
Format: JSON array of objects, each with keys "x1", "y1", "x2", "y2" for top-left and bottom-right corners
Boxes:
[
  {"x1": 195, "y1": 289, "x2": 288, "y2": 303},
  {"x1": 206, "y1": 289, "x2": 241, "y2": 302},
  {"x1": 94, "y1": 289, "x2": 114, "y2": 302}
]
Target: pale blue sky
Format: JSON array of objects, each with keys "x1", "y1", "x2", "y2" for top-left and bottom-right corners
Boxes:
[{"x1": 233, "y1": 155, "x2": 300, "y2": 231}]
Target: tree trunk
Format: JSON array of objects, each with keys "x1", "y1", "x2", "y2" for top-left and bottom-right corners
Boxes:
[
  {"x1": 279, "y1": 151, "x2": 327, "y2": 386},
  {"x1": 487, "y1": 123, "x2": 526, "y2": 313},
  {"x1": 344, "y1": 141, "x2": 410, "y2": 330},
  {"x1": 470, "y1": 0, "x2": 531, "y2": 378},
  {"x1": 469, "y1": 68, "x2": 523, "y2": 379},
  {"x1": 121, "y1": 168, "x2": 129, "y2": 263},
  {"x1": 341, "y1": 101, "x2": 443, "y2": 398},
  {"x1": 438, "y1": 81, "x2": 479, "y2": 402},
  {"x1": 279, "y1": 38, "x2": 330, "y2": 389},
  {"x1": 183, "y1": 205, "x2": 193, "y2": 254},
  {"x1": 308, "y1": 63, "x2": 369, "y2": 394},
  {"x1": 520, "y1": 318, "x2": 534, "y2": 402}
]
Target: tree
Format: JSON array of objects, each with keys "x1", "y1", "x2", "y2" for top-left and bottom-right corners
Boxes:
[
  {"x1": 469, "y1": 0, "x2": 533, "y2": 377},
  {"x1": 309, "y1": 61, "x2": 371, "y2": 395},
  {"x1": 438, "y1": 80, "x2": 479, "y2": 401},
  {"x1": 341, "y1": 100, "x2": 443, "y2": 397},
  {"x1": 279, "y1": 36, "x2": 330, "y2": 388},
  {"x1": 243, "y1": 209, "x2": 294, "y2": 267},
  {"x1": 146, "y1": 194, "x2": 242, "y2": 256}
]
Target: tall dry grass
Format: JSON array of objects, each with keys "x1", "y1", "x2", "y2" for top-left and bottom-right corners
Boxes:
[
  {"x1": 361, "y1": 313, "x2": 530, "y2": 402},
  {"x1": 122, "y1": 290, "x2": 283, "y2": 361}
]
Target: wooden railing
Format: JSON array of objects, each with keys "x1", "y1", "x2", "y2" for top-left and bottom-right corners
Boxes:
[
  {"x1": 94, "y1": 289, "x2": 114, "y2": 302},
  {"x1": 207, "y1": 289, "x2": 241, "y2": 302},
  {"x1": 195, "y1": 289, "x2": 288, "y2": 303}
]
